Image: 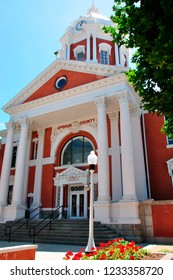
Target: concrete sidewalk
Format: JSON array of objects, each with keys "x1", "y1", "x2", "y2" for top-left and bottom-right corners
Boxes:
[{"x1": 0, "y1": 240, "x2": 83, "y2": 260}]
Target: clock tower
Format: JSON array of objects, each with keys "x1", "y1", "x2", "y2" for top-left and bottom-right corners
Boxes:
[{"x1": 55, "y1": 2, "x2": 130, "y2": 68}]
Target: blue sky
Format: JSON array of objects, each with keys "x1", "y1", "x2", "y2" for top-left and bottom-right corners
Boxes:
[{"x1": 0, "y1": 0, "x2": 116, "y2": 131}]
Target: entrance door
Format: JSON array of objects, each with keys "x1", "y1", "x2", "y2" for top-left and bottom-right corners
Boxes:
[{"x1": 69, "y1": 186, "x2": 87, "y2": 218}]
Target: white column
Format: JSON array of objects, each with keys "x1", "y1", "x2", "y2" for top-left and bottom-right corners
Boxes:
[
  {"x1": 130, "y1": 107, "x2": 147, "y2": 200},
  {"x1": 22, "y1": 130, "x2": 32, "y2": 205},
  {"x1": 32, "y1": 128, "x2": 45, "y2": 207},
  {"x1": 94, "y1": 97, "x2": 110, "y2": 202},
  {"x1": 59, "y1": 184, "x2": 63, "y2": 219},
  {"x1": 12, "y1": 118, "x2": 30, "y2": 205},
  {"x1": 115, "y1": 44, "x2": 120, "y2": 66},
  {"x1": 92, "y1": 33, "x2": 98, "y2": 63},
  {"x1": 67, "y1": 43, "x2": 70, "y2": 60},
  {"x1": 0, "y1": 121, "x2": 15, "y2": 206},
  {"x1": 117, "y1": 91, "x2": 137, "y2": 201},
  {"x1": 86, "y1": 33, "x2": 91, "y2": 62},
  {"x1": 119, "y1": 46, "x2": 124, "y2": 67},
  {"x1": 108, "y1": 112, "x2": 122, "y2": 201}
]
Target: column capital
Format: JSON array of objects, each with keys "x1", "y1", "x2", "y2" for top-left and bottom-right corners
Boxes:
[
  {"x1": 130, "y1": 106, "x2": 142, "y2": 119},
  {"x1": 5, "y1": 121, "x2": 15, "y2": 130},
  {"x1": 108, "y1": 112, "x2": 119, "y2": 123},
  {"x1": 37, "y1": 128, "x2": 45, "y2": 138},
  {"x1": 116, "y1": 91, "x2": 129, "y2": 104},
  {"x1": 94, "y1": 96, "x2": 107, "y2": 109},
  {"x1": 18, "y1": 117, "x2": 31, "y2": 128}
]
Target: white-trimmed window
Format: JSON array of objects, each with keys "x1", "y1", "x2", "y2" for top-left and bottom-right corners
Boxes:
[
  {"x1": 32, "y1": 138, "x2": 38, "y2": 159},
  {"x1": 166, "y1": 158, "x2": 173, "y2": 187},
  {"x1": 73, "y1": 45, "x2": 85, "y2": 61},
  {"x1": 99, "y1": 43, "x2": 112, "y2": 65},
  {"x1": 11, "y1": 144, "x2": 18, "y2": 168},
  {"x1": 61, "y1": 136, "x2": 94, "y2": 165}
]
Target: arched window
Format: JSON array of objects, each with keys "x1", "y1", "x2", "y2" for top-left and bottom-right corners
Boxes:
[
  {"x1": 61, "y1": 136, "x2": 94, "y2": 165},
  {"x1": 73, "y1": 45, "x2": 85, "y2": 61},
  {"x1": 98, "y1": 43, "x2": 112, "y2": 65}
]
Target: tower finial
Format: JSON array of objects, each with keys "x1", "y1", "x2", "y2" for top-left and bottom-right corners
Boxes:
[{"x1": 87, "y1": 1, "x2": 100, "y2": 15}]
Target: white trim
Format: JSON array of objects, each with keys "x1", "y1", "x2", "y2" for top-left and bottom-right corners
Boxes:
[
  {"x1": 98, "y1": 43, "x2": 112, "y2": 55},
  {"x1": 2, "y1": 60, "x2": 126, "y2": 112},
  {"x1": 73, "y1": 45, "x2": 85, "y2": 58}
]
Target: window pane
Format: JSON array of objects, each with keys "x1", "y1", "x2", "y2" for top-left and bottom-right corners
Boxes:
[
  {"x1": 61, "y1": 136, "x2": 94, "y2": 165},
  {"x1": 62, "y1": 141, "x2": 72, "y2": 165},
  {"x1": 77, "y1": 52, "x2": 84, "y2": 61},
  {"x1": 100, "y1": 50, "x2": 108, "y2": 64},
  {"x1": 11, "y1": 146, "x2": 17, "y2": 168},
  {"x1": 84, "y1": 137, "x2": 93, "y2": 162},
  {"x1": 72, "y1": 137, "x2": 83, "y2": 164}
]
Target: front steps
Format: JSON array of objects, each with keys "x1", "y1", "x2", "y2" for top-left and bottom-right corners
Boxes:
[{"x1": 0, "y1": 219, "x2": 118, "y2": 246}]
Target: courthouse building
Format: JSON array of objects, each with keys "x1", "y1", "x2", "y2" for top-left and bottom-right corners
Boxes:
[{"x1": 0, "y1": 3, "x2": 173, "y2": 242}]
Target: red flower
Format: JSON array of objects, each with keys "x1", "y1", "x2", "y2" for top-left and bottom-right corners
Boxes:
[
  {"x1": 66, "y1": 251, "x2": 73, "y2": 257},
  {"x1": 119, "y1": 245, "x2": 125, "y2": 254},
  {"x1": 100, "y1": 254, "x2": 106, "y2": 260},
  {"x1": 91, "y1": 247, "x2": 96, "y2": 251},
  {"x1": 130, "y1": 255, "x2": 135, "y2": 260},
  {"x1": 72, "y1": 255, "x2": 81, "y2": 260},
  {"x1": 109, "y1": 250, "x2": 114, "y2": 256}
]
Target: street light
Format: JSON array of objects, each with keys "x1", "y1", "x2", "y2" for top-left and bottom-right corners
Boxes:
[{"x1": 85, "y1": 150, "x2": 98, "y2": 253}]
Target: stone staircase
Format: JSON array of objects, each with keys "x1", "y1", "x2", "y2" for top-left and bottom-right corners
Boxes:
[{"x1": 0, "y1": 219, "x2": 118, "y2": 246}]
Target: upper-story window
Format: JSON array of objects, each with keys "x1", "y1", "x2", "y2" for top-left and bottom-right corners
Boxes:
[
  {"x1": 32, "y1": 138, "x2": 38, "y2": 159},
  {"x1": 61, "y1": 136, "x2": 94, "y2": 165},
  {"x1": 99, "y1": 43, "x2": 112, "y2": 65},
  {"x1": 73, "y1": 45, "x2": 85, "y2": 61},
  {"x1": 11, "y1": 145, "x2": 17, "y2": 168}
]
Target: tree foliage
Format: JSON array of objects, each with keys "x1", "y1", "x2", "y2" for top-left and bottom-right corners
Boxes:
[{"x1": 104, "y1": 0, "x2": 173, "y2": 137}]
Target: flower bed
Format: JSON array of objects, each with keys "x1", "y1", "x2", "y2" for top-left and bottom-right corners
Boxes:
[{"x1": 64, "y1": 238, "x2": 153, "y2": 260}]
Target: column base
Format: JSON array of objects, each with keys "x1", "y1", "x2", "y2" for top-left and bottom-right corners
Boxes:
[
  {"x1": 94, "y1": 201, "x2": 111, "y2": 223},
  {"x1": 120, "y1": 194, "x2": 138, "y2": 202},
  {"x1": 2, "y1": 205, "x2": 26, "y2": 222},
  {"x1": 116, "y1": 201, "x2": 140, "y2": 224}
]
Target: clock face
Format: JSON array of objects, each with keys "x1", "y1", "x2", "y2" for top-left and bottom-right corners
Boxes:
[{"x1": 75, "y1": 20, "x2": 87, "y2": 31}]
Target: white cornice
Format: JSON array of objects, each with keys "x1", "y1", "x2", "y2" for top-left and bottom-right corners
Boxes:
[
  {"x1": 3, "y1": 60, "x2": 125, "y2": 112},
  {"x1": 4, "y1": 73, "x2": 128, "y2": 115}
]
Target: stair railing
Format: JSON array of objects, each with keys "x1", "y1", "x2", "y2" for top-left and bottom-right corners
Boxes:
[
  {"x1": 4, "y1": 205, "x2": 42, "y2": 242},
  {"x1": 29, "y1": 205, "x2": 64, "y2": 244}
]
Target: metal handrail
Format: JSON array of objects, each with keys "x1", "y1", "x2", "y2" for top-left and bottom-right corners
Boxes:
[
  {"x1": 29, "y1": 206, "x2": 64, "y2": 244},
  {"x1": 4, "y1": 205, "x2": 42, "y2": 242}
]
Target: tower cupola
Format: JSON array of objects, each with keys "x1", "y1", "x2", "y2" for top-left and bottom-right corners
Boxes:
[{"x1": 55, "y1": 2, "x2": 129, "y2": 68}]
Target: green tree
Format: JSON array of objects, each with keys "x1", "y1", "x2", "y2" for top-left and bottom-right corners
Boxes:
[{"x1": 104, "y1": 0, "x2": 173, "y2": 138}]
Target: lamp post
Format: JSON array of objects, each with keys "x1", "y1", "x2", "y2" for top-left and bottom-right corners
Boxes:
[{"x1": 85, "y1": 150, "x2": 98, "y2": 253}]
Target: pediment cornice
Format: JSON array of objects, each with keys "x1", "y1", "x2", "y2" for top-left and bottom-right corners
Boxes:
[
  {"x1": 4, "y1": 72, "x2": 127, "y2": 115},
  {"x1": 3, "y1": 59, "x2": 125, "y2": 112}
]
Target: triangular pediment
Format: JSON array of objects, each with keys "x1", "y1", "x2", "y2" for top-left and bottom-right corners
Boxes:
[
  {"x1": 56, "y1": 166, "x2": 87, "y2": 180},
  {"x1": 3, "y1": 59, "x2": 118, "y2": 112}
]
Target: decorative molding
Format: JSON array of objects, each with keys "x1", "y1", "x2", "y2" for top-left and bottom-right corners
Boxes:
[
  {"x1": 94, "y1": 96, "x2": 107, "y2": 109},
  {"x1": 51, "y1": 117, "x2": 97, "y2": 143},
  {"x1": 130, "y1": 106, "x2": 142, "y2": 120},
  {"x1": 108, "y1": 112, "x2": 119, "y2": 123},
  {"x1": 37, "y1": 128, "x2": 45, "y2": 138},
  {"x1": 69, "y1": 121, "x2": 81, "y2": 133},
  {"x1": 18, "y1": 117, "x2": 32, "y2": 128},
  {"x1": 5, "y1": 121, "x2": 15, "y2": 130},
  {"x1": 4, "y1": 72, "x2": 127, "y2": 115},
  {"x1": 54, "y1": 166, "x2": 88, "y2": 185},
  {"x1": 116, "y1": 90, "x2": 129, "y2": 104}
]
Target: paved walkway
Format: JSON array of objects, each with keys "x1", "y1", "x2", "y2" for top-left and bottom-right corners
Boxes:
[{"x1": 0, "y1": 240, "x2": 173, "y2": 260}]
